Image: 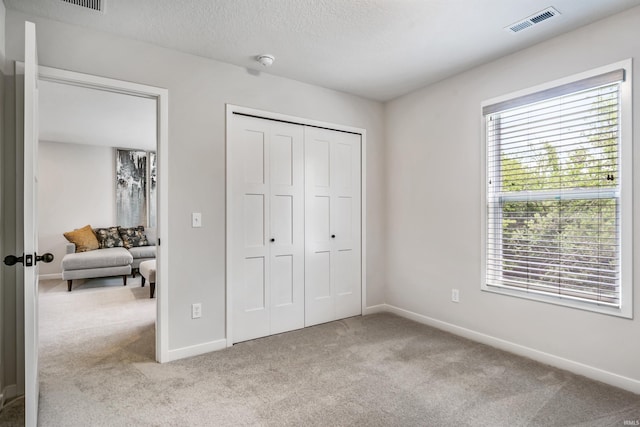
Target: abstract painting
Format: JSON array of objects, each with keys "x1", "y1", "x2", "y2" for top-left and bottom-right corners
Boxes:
[
  {"x1": 116, "y1": 149, "x2": 148, "y2": 227},
  {"x1": 149, "y1": 152, "x2": 157, "y2": 228}
]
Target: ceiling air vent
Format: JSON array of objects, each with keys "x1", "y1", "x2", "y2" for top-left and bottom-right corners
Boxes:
[
  {"x1": 60, "y1": 0, "x2": 105, "y2": 13},
  {"x1": 506, "y1": 7, "x2": 560, "y2": 33}
]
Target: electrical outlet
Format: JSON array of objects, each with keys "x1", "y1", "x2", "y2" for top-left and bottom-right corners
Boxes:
[
  {"x1": 192, "y1": 212, "x2": 202, "y2": 228},
  {"x1": 451, "y1": 289, "x2": 460, "y2": 303},
  {"x1": 192, "y1": 303, "x2": 202, "y2": 319}
]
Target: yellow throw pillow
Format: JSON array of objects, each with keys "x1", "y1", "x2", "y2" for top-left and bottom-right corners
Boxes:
[{"x1": 63, "y1": 225, "x2": 100, "y2": 253}]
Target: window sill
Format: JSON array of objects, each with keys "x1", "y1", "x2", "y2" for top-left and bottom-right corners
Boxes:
[{"x1": 481, "y1": 284, "x2": 632, "y2": 319}]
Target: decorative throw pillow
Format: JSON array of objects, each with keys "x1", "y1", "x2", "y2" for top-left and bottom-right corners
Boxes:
[
  {"x1": 63, "y1": 225, "x2": 100, "y2": 253},
  {"x1": 118, "y1": 226, "x2": 149, "y2": 249},
  {"x1": 93, "y1": 227, "x2": 124, "y2": 249}
]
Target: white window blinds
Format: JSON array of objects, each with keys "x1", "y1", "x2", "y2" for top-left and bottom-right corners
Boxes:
[{"x1": 484, "y1": 70, "x2": 625, "y2": 307}]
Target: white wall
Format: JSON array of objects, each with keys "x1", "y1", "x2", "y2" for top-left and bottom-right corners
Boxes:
[
  {"x1": 385, "y1": 6, "x2": 640, "y2": 389},
  {"x1": 37, "y1": 141, "x2": 115, "y2": 276},
  {"x1": 4, "y1": 10, "x2": 386, "y2": 352}
]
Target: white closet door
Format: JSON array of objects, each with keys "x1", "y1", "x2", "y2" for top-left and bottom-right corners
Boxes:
[
  {"x1": 229, "y1": 115, "x2": 304, "y2": 343},
  {"x1": 269, "y1": 125, "x2": 305, "y2": 335},
  {"x1": 305, "y1": 127, "x2": 362, "y2": 327}
]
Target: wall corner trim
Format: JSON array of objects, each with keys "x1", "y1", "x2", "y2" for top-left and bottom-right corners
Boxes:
[
  {"x1": 367, "y1": 304, "x2": 640, "y2": 395},
  {"x1": 363, "y1": 304, "x2": 387, "y2": 315},
  {"x1": 162, "y1": 338, "x2": 227, "y2": 363}
]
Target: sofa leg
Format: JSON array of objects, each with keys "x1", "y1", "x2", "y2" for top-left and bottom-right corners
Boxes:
[
  {"x1": 132, "y1": 268, "x2": 137, "y2": 278},
  {"x1": 141, "y1": 276, "x2": 146, "y2": 287},
  {"x1": 123, "y1": 275, "x2": 128, "y2": 286},
  {"x1": 150, "y1": 283, "x2": 156, "y2": 298},
  {"x1": 67, "y1": 280, "x2": 72, "y2": 292}
]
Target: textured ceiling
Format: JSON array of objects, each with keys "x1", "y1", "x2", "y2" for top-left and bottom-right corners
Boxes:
[{"x1": 6, "y1": 0, "x2": 640, "y2": 101}]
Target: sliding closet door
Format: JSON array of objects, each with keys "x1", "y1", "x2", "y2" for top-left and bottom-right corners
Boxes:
[
  {"x1": 305, "y1": 127, "x2": 362, "y2": 327},
  {"x1": 229, "y1": 115, "x2": 304, "y2": 343}
]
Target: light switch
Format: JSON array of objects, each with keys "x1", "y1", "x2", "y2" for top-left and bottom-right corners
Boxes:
[{"x1": 192, "y1": 212, "x2": 202, "y2": 228}]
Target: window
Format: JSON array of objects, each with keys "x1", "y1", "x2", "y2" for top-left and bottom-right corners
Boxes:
[{"x1": 481, "y1": 61, "x2": 632, "y2": 317}]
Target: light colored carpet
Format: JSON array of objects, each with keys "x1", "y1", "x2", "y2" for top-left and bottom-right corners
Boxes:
[{"x1": 1, "y1": 277, "x2": 639, "y2": 426}]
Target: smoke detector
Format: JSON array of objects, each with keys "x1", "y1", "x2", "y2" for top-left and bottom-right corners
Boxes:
[
  {"x1": 256, "y1": 54, "x2": 275, "y2": 67},
  {"x1": 506, "y1": 7, "x2": 560, "y2": 33}
]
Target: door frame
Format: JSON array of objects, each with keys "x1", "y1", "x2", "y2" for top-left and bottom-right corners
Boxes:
[
  {"x1": 36, "y1": 65, "x2": 170, "y2": 362},
  {"x1": 225, "y1": 104, "x2": 367, "y2": 346}
]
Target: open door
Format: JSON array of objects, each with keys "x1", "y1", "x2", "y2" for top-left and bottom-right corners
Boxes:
[
  {"x1": 2, "y1": 20, "x2": 45, "y2": 426},
  {"x1": 24, "y1": 21, "x2": 41, "y2": 427},
  {"x1": 22, "y1": 21, "x2": 40, "y2": 427},
  {"x1": 16, "y1": 21, "x2": 55, "y2": 427}
]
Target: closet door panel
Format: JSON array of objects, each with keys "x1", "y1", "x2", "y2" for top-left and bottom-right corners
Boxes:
[
  {"x1": 230, "y1": 116, "x2": 271, "y2": 342},
  {"x1": 333, "y1": 132, "x2": 362, "y2": 319},
  {"x1": 241, "y1": 131, "x2": 266, "y2": 185},
  {"x1": 334, "y1": 196, "x2": 353, "y2": 243},
  {"x1": 244, "y1": 257, "x2": 267, "y2": 311},
  {"x1": 334, "y1": 249, "x2": 360, "y2": 319},
  {"x1": 269, "y1": 122, "x2": 305, "y2": 335},
  {"x1": 308, "y1": 195, "x2": 331, "y2": 246},
  {"x1": 243, "y1": 194, "x2": 266, "y2": 249},
  {"x1": 271, "y1": 195, "x2": 293, "y2": 246},
  {"x1": 333, "y1": 141, "x2": 354, "y2": 193},
  {"x1": 305, "y1": 138, "x2": 333, "y2": 326},
  {"x1": 305, "y1": 250, "x2": 333, "y2": 325},
  {"x1": 272, "y1": 254, "x2": 294, "y2": 306},
  {"x1": 306, "y1": 138, "x2": 331, "y2": 190},
  {"x1": 271, "y1": 134, "x2": 294, "y2": 186},
  {"x1": 305, "y1": 127, "x2": 362, "y2": 327}
]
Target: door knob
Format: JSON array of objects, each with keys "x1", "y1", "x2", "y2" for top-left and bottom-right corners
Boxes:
[
  {"x1": 331, "y1": 234, "x2": 336, "y2": 238},
  {"x1": 270, "y1": 238, "x2": 275, "y2": 242},
  {"x1": 3, "y1": 252, "x2": 54, "y2": 266},
  {"x1": 36, "y1": 253, "x2": 54, "y2": 264},
  {"x1": 3, "y1": 254, "x2": 24, "y2": 266}
]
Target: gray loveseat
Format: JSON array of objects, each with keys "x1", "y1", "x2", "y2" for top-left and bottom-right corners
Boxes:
[{"x1": 62, "y1": 227, "x2": 156, "y2": 291}]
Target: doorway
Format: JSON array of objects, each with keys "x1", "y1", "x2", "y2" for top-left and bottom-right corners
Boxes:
[{"x1": 36, "y1": 65, "x2": 169, "y2": 362}]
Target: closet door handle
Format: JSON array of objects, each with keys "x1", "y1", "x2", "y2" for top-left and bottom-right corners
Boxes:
[
  {"x1": 270, "y1": 238, "x2": 275, "y2": 242},
  {"x1": 331, "y1": 234, "x2": 336, "y2": 238}
]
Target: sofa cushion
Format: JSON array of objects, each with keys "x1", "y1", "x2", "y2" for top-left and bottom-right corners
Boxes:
[
  {"x1": 139, "y1": 260, "x2": 156, "y2": 283},
  {"x1": 62, "y1": 247, "x2": 133, "y2": 270},
  {"x1": 94, "y1": 227, "x2": 124, "y2": 249},
  {"x1": 118, "y1": 226, "x2": 149, "y2": 249},
  {"x1": 128, "y1": 245, "x2": 156, "y2": 259},
  {"x1": 63, "y1": 225, "x2": 100, "y2": 253},
  {"x1": 62, "y1": 265, "x2": 131, "y2": 281}
]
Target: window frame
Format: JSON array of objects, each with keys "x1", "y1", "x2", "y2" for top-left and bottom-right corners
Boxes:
[{"x1": 480, "y1": 59, "x2": 633, "y2": 318}]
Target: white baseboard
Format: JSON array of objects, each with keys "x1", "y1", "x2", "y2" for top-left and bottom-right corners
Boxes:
[
  {"x1": 162, "y1": 338, "x2": 227, "y2": 363},
  {"x1": 363, "y1": 304, "x2": 387, "y2": 315},
  {"x1": 39, "y1": 273, "x2": 62, "y2": 281},
  {"x1": 371, "y1": 304, "x2": 640, "y2": 395}
]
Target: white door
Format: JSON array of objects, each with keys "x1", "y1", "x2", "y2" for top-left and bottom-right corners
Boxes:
[
  {"x1": 229, "y1": 115, "x2": 304, "y2": 343},
  {"x1": 23, "y1": 21, "x2": 41, "y2": 427},
  {"x1": 305, "y1": 127, "x2": 362, "y2": 327}
]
